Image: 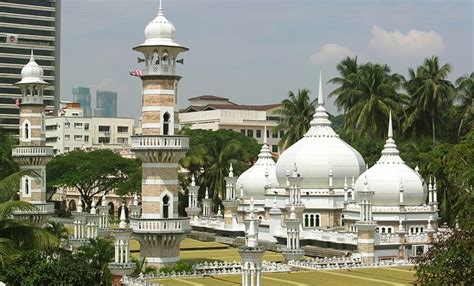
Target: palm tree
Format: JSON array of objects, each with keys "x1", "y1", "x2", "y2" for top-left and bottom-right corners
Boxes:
[
  {"x1": 329, "y1": 56, "x2": 360, "y2": 112},
  {"x1": 131, "y1": 257, "x2": 157, "y2": 277},
  {"x1": 78, "y1": 238, "x2": 114, "y2": 285},
  {"x1": 0, "y1": 128, "x2": 17, "y2": 180},
  {"x1": 46, "y1": 221, "x2": 69, "y2": 240},
  {"x1": 274, "y1": 89, "x2": 315, "y2": 149},
  {"x1": 403, "y1": 56, "x2": 455, "y2": 142},
  {"x1": 0, "y1": 201, "x2": 58, "y2": 265},
  {"x1": 344, "y1": 63, "x2": 407, "y2": 139},
  {"x1": 455, "y1": 72, "x2": 473, "y2": 136}
]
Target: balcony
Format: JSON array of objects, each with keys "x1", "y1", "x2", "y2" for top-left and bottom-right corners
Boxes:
[
  {"x1": 12, "y1": 146, "x2": 54, "y2": 157},
  {"x1": 131, "y1": 135, "x2": 189, "y2": 150},
  {"x1": 130, "y1": 217, "x2": 190, "y2": 233},
  {"x1": 12, "y1": 203, "x2": 54, "y2": 214},
  {"x1": 142, "y1": 64, "x2": 176, "y2": 76},
  {"x1": 376, "y1": 233, "x2": 399, "y2": 245},
  {"x1": 406, "y1": 233, "x2": 428, "y2": 243}
]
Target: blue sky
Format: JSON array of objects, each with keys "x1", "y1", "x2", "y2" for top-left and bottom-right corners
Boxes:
[{"x1": 60, "y1": 0, "x2": 473, "y2": 117}]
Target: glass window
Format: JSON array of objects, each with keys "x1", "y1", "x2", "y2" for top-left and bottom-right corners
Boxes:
[
  {"x1": 117, "y1": 138, "x2": 128, "y2": 144},
  {"x1": 117, "y1": 126, "x2": 129, "y2": 133},
  {"x1": 272, "y1": 145, "x2": 278, "y2": 153},
  {"x1": 84, "y1": 135, "x2": 89, "y2": 142},
  {"x1": 65, "y1": 122, "x2": 70, "y2": 128},
  {"x1": 272, "y1": 131, "x2": 278, "y2": 138},
  {"x1": 84, "y1": 123, "x2": 89, "y2": 130},
  {"x1": 74, "y1": 123, "x2": 83, "y2": 128},
  {"x1": 240, "y1": 129, "x2": 245, "y2": 134},
  {"x1": 74, "y1": 135, "x2": 82, "y2": 141},
  {"x1": 279, "y1": 130, "x2": 285, "y2": 138},
  {"x1": 256, "y1": 129, "x2": 262, "y2": 138},
  {"x1": 65, "y1": 134, "x2": 70, "y2": 140},
  {"x1": 247, "y1": 129, "x2": 253, "y2": 137},
  {"x1": 98, "y1": 137, "x2": 110, "y2": 144},
  {"x1": 98, "y1": 125, "x2": 110, "y2": 132}
]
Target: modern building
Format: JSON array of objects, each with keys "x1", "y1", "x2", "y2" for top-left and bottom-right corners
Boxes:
[
  {"x1": 95, "y1": 90, "x2": 117, "y2": 117},
  {"x1": 179, "y1": 95, "x2": 284, "y2": 153},
  {"x1": 191, "y1": 73, "x2": 440, "y2": 264},
  {"x1": 72, "y1": 86, "x2": 92, "y2": 117},
  {"x1": 0, "y1": 0, "x2": 61, "y2": 134},
  {"x1": 45, "y1": 102, "x2": 135, "y2": 155}
]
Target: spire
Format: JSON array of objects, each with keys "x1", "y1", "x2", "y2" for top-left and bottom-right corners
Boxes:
[
  {"x1": 292, "y1": 163, "x2": 298, "y2": 177},
  {"x1": 191, "y1": 174, "x2": 196, "y2": 187},
  {"x1": 90, "y1": 200, "x2": 97, "y2": 214},
  {"x1": 379, "y1": 110, "x2": 403, "y2": 163},
  {"x1": 263, "y1": 126, "x2": 268, "y2": 145},
  {"x1": 119, "y1": 202, "x2": 127, "y2": 229},
  {"x1": 205, "y1": 187, "x2": 209, "y2": 199},
  {"x1": 344, "y1": 176, "x2": 348, "y2": 190},
  {"x1": 318, "y1": 70, "x2": 324, "y2": 106},
  {"x1": 362, "y1": 174, "x2": 369, "y2": 193},
  {"x1": 133, "y1": 193, "x2": 139, "y2": 206},
  {"x1": 257, "y1": 126, "x2": 272, "y2": 160},
  {"x1": 229, "y1": 163, "x2": 234, "y2": 177},
  {"x1": 77, "y1": 199, "x2": 83, "y2": 213},
  {"x1": 101, "y1": 198, "x2": 106, "y2": 207},
  {"x1": 158, "y1": 0, "x2": 164, "y2": 16},
  {"x1": 247, "y1": 197, "x2": 258, "y2": 247},
  {"x1": 30, "y1": 50, "x2": 35, "y2": 62},
  {"x1": 307, "y1": 70, "x2": 335, "y2": 136},
  {"x1": 388, "y1": 110, "x2": 393, "y2": 138},
  {"x1": 289, "y1": 204, "x2": 296, "y2": 220}
]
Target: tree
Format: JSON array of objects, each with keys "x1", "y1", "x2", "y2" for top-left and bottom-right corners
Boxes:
[
  {"x1": 47, "y1": 149, "x2": 140, "y2": 210},
  {"x1": 78, "y1": 238, "x2": 114, "y2": 285},
  {"x1": 328, "y1": 56, "x2": 360, "y2": 113},
  {"x1": 274, "y1": 89, "x2": 315, "y2": 149},
  {"x1": 45, "y1": 221, "x2": 69, "y2": 240},
  {"x1": 0, "y1": 201, "x2": 58, "y2": 265},
  {"x1": 131, "y1": 257, "x2": 157, "y2": 277},
  {"x1": 342, "y1": 62, "x2": 406, "y2": 139},
  {"x1": 403, "y1": 56, "x2": 455, "y2": 142},
  {"x1": 455, "y1": 72, "x2": 473, "y2": 136},
  {"x1": 0, "y1": 128, "x2": 17, "y2": 180}
]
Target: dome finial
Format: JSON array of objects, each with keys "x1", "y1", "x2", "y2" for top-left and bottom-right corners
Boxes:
[
  {"x1": 158, "y1": 0, "x2": 164, "y2": 16},
  {"x1": 388, "y1": 110, "x2": 393, "y2": 138},
  {"x1": 318, "y1": 70, "x2": 324, "y2": 106},
  {"x1": 30, "y1": 50, "x2": 35, "y2": 62},
  {"x1": 119, "y1": 202, "x2": 127, "y2": 229},
  {"x1": 191, "y1": 174, "x2": 196, "y2": 186},
  {"x1": 229, "y1": 163, "x2": 234, "y2": 177}
]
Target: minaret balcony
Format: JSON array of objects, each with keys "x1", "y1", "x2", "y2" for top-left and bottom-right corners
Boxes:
[
  {"x1": 130, "y1": 217, "x2": 190, "y2": 234},
  {"x1": 142, "y1": 65, "x2": 176, "y2": 77},
  {"x1": 21, "y1": 96, "x2": 44, "y2": 105},
  {"x1": 131, "y1": 135, "x2": 189, "y2": 150},
  {"x1": 12, "y1": 146, "x2": 53, "y2": 165}
]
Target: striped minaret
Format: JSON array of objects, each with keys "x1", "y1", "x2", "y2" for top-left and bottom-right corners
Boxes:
[
  {"x1": 11, "y1": 51, "x2": 54, "y2": 223},
  {"x1": 130, "y1": 1, "x2": 190, "y2": 268}
]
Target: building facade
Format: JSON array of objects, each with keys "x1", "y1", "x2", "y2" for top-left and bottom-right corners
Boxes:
[
  {"x1": 179, "y1": 95, "x2": 285, "y2": 153},
  {"x1": 45, "y1": 103, "x2": 135, "y2": 155},
  {"x1": 72, "y1": 86, "x2": 92, "y2": 117},
  {"x1": 95, "y1": 90, "x2": 117, "y2": 118},
  {"x1": 0, "y1": 0, "x2": 60, "y2": 134}
]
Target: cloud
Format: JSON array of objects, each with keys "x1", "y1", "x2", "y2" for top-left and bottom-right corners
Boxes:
[
  {"x1": 369, "y1": 25, "x2": 444, "y2": 58},
  {"x1": 310, "y1": 44, "x2": 358, "y2": 64}
]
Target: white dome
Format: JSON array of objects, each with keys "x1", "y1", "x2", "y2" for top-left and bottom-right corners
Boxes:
[
  {"x1": 275, "y1": 74, "x2": 365, "y2": 189},
  {"x1": 355, "y1": 113, "x2": 426, "y2": 206},
  {"x1": 237, "y1": 139, "x2": 278, "y2": 199},
  {"x1": 17, "y1": 51, "x2": 47, "y2": 85},
  {"x1": 144, "y1": 5, "x2": 176, "y2": 45}
]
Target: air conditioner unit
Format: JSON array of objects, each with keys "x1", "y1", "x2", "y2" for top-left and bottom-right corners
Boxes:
[{"x1": 411, "y1": 245, "x2": 426, "y2": 256}]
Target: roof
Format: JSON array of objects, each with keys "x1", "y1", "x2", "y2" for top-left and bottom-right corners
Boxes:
[
  {"x1": 188, "y1": 95, "x2": 230, "y2": 101},
  {"x1": 181, "y1": 103, "x2": 281, "y2": 113}
]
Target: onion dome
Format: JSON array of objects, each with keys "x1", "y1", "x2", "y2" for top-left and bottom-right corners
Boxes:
[
  {"x1": 236, "y1": 127, "x2": 278, "y2": 198},
  {"x1": 355, "y1": 112, "x2": 426, "y2": 205},
  {"x1": 142, "y1": 1, "x2": 182, "y2": 47},
  {"x1": 275, "y1": 72, "x2": 365, "y2": 188},
  {"x1": 16, "y1": 51, "x2": 47, "y2": 85}
]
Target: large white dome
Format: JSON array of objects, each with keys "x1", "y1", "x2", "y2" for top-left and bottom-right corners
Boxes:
[
  {"x1": 237, "y1": 137, "x2": 278, "y2": 199},
  {"x1": 275, "y1": 74, "x2": 365, "y2": 189},
  {"x1": 355, "y1": 113, "x2": 426, "y2": 206},
  {"x1": 17, "y1": 51, "x2": 47, "y2": 85},
  {"x1": 143, "y1": 3, "x2": 178, "y2": 46}
]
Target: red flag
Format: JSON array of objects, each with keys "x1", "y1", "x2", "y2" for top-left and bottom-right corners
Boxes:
[
  {"x1": 129, "y1": 69, "x2": 142, "y2": 77},
  {"x1": 15, "y1": 98, "x2": 20, "y2": 108}
]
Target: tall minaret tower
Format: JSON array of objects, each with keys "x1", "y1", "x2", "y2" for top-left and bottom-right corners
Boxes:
[
  {"x1": 130, "y1": 1, "x2": 190, "y2": 268},
  {"x1": 11, "y1": 51, "x2": 54, "y2": 223}
]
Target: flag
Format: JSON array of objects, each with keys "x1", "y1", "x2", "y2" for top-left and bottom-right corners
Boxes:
[
  {"x1": 129, "y1": 69, "x2": 142, "y2": 77},
  {"x1": 6, "y1": 34, "x2": 18, "y2": 44},
  {"x1": 15, "y1": 98, "x2": 20, "y2": 108}
]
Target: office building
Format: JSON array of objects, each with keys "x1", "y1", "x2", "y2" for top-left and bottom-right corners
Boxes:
[
  {"x1": 72, "y1": 86, "x2": 92, "y2": 117},
  {"x1": 0, "y1": 0, "x2": 61, "y2": 134},
  {"x1": 95, "y1": 90, "x2": 117, "y2": 117}
]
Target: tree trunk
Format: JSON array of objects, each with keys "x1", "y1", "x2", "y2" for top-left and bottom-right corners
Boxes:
[{"x1": 431, "y1": 110, "x2": 436, "y2": 143}]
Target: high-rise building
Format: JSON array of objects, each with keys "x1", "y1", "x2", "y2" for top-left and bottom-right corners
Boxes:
[
  {"x1": 0, "y1": 0, "x2": 61, "y2": 134},
  {"x1": 95, "y1": 90, "x2": 117, "y2": 117},
  {"x1": 72, "y1": 86, "x2": 92, "y2": 117}
]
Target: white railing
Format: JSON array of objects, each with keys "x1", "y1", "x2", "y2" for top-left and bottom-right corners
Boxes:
[
  {"x1": 12, "y1": 146, "x2": 54, "y2": 156},
  {"x1": 142, "y1": 64, "x2": 176, "y2": 76},
  {"x1": 21, "y1": 96, "x2": 43, "y2": 105},
  {"x1": 13, "y1": 203, "x2": 54, "y2": 214},
  {"x1": 376, "y1": 233, "x2": 399, "y2": 244},
  {"x1": 131, "y1": 136, "x2": 189, "y2": 149},
  {"x1": 130, "y1": 217, "x2": 190, "y2": 233},
  {"x1": 404, "y1": 205, "x2": 432, "y2": 212},
  {"x1": 303, "y1": 228, "x2": 358, "y2": 245},
  {"x1": 406, "y1": 233, "x2": 427, "y2": 243}
]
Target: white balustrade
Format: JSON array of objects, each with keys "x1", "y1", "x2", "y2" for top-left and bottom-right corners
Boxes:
[
  {"x1": 406, "y1": 233, "x2": 427, "y2": 243},
  {"x1": 12, "y1": 146, "x2": 54, "y2": 156},
  {"x1": 376, "y1": 233, "x2": 399, "y2": 244},
  {"x1": 130, "y1": 218, "x2": 190, "y2": 233},
  {"x1": 131, "y1": 136, "x2": 189, "y2": 149},
  {"x1": 13, "y1": 203, "x2": 54, "y2": 214}
]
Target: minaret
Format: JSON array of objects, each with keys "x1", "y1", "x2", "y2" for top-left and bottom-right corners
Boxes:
[
  {"x1": 97, "y1": 198, "x2": 111, "y2": 237},
  {"x1": 239, "y1": 199, "x2": 265, "y2": 286},
  {"x1": 109, "y1": 203, "x2": 135, "y2": 286},
  {"x1": 282, "y1": 205, "x2": 305, "y2": 262},
  {"x1": 202, "y1": 187, "x2": 213, "y2": 217},
  {"x1": 223, "y1": 164, "x2": 239, "y2": 228},
  {"x1": 355, "y1": 174, "x2": 376, "y2": 264},
  {"x1": 129, "y1": 193, "x2": 142, "y2": 218},
  {"x1": 11, "y1": 51, "x2": 54, "y2": 223},
  {"x1": 130, "y1": 1, "x2": 190, "y2": 268},
  {"x1": 286, "y1": 163, "x2": 304, "y2": 219},
  {"x1": 185, "y1": 174, "x2": 201, "y2": 221}
]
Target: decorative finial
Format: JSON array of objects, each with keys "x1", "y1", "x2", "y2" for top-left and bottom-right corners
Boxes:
[
  {"x1": 133, "y1": 193, "x2": 139, "y2": 206},
  {"x1": 293, "y1": 162, "x2": 298, "y2": 177},
  {"x1": 240, "y1": 182, "x2": 244, "y2": 198},
  {"x1": 90, "y1": 200, "x2": 97, "y2": 214},
  {"x1": 229, "y1": 163, "x2": 234, "y2": 177},
  {"x1": 205, "y1": 187, "x2": 209, "y2": 199},
  {"x1": 263, "y1": 126, "x2": 268, "y2": 145},
  {"x1": 119, "y1": 202, "x2": 127, "y2": 229},
  {"x1": 351, "y1": 176, "x2": 355, "y2": 189},
  {"x1": 344, "y1": 176, "x2": 348, "y2": 189},
  {"x1": 191, "y1": 174, "x2": 196, "y2": 186},
  {"x1": 30, "y1": 50, "x2": 35, "y2": 61},
  {"x1": 158, "y1": 0, "x2": 164, "y2": 16},
  {"x1": 77, "y1": 199, "x2": 83, "y2": 213},
  {"x1": 428, "y1": 177, "x2": 433, "y2": 190},
  {"x1": 399, "y1": 178, "x2": 404, "y2": 192},
  {"x1": 318, "y1": 70, "x2": 324, "y2": 106},
  {"x1": 362, "y1": 174, "x2": 369, "y2": 192},
  {"x1": 290, "y1": 204, "x2": 296, "y2": 220},
  {"x1": 101, "y1": 198, "x2": 106, "y2": 207},
  {"x1": 433, "y1": 177, "x2": 437, "y2": 190},
  {"x1": 217, "y1": 205, "x2": 222, "y2": 216},
  {"x1": 388, "y1": 110, "x2": 393, "y2": 138},
  {"x1": 415, "y1": 165, "x2": 419, "y2": 173}
]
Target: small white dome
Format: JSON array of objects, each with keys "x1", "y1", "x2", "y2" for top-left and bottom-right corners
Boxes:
[
  {"x1": 144, "y1": 5, "x2": 176, "y2": 45},
  {"x1": 17, "y1": 51, "x2": 47, "y2": 85},
  {"x1": 237, "y1": 137, "x2": 278, "y2": 199},
  {"x1": 355, "y1": 113, "x2": 426, "y2": 206},
  {"x1": 275, "y1": 73, "x2": 365, "y2": 188}
]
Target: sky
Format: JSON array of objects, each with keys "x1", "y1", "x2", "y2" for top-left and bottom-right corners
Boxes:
[{"x1": 60, "y1": 0, "x2": 473, "y2": 118}]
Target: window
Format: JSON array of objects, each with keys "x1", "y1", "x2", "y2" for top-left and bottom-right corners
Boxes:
[
  {"x1": 24, "y1": 177, "x2": 29, "y2": 195},
  {"x1": 46, "y1": 125, "x2": 57, "y2": 131},
  {"x1": 98, "y1": 137, "x2": 110, "y2": 144},
  {"x1": 279, "y1": 130, "x2": 285, "y2": 138},
  {"x1": 241, "y1": 129, "x2": 246, "y2": 134},
  {"x1": 74, "y1": 122, "x2": 83, "y2": 128},
  {"x1": 74, "y1": 135, "x2": 82, "y2": 141},
  {"x1": 256, "y1": 129, "x2": 262, "y2": 138},
  {"x1": 303, "y1": 213, "x2": 321, "y2": 228},
  {"x1": 64, "y1": 147, "x2": 70, "y2": 152},
  {"x1": 23, "y1": 122, "x2": 29, "y2": 140},
  {"x1": 117, "y1": 138, "x2": 128, "y2": 144},
  {"x1": 84, "y1": 123, "x2": 89, "y2": 130},
  {"x1": 272, "y1": 131, "x2": 278, "y2": 138},
  {"x1": 247, "y1": 129, "x2": 253, "y2": 137},
  {"x1": 46, "y1": 137, "x2": 57, "y2": 143},
  {"x1": 98, "y1": 125, "x2": 110, "y2": 132},
  {"x1": 65, "y1": 135, "x2": 70, "y2": 140},
  {"x1": 65, "y1": 122, "x2": 70, "y2": 128},
  {"x1": 84, "y1": 135, "x2": 89, "y2": 142},
  {"x1": 117, "y1": 126, "x2": 129, "y2": 133},
  {"x1": 72, "y1": 113, "x2": 79, "y2": 116},
  {"x1": 266, "y1": 129, "x2": 270, "y2": 139},
  {"x1": 272, "y1": 145, "x2": 278, "y2": 153},
  {"x1": 163, "y1": 113, "x2": 170, "y2": 135},
  {"x1": 162, "y1": 195, "x2": 170, "y2": 218}
]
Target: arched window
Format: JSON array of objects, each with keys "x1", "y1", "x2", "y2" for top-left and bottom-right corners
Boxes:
[
  {"x1": 162, "y1": 195, "x2": 170, "y2": 218},
  {"x1": 24, "y1": 122, "x2": 30, "y2": 140},
  {"x1": 415, "y1": 227, "x2": 419, "y2": 233},
  {"x1": 163, "y1": 112, "x2": 170, "y2": 135},
  {"x1": 68, "y1": 200, "x2": 77, "y2": 212},
  {"x1": 153, "y1": 50, "x2": 159, "y2": 65},
  {"x1": 304, "y1": 214, "x2": 309, "y2": 227},
  {"x1": 309, "y1": 214, "x2": 314, "y2": 227},
  {"x1": 108, "y1": 202, "x2": 115, "y2": 216},
  {"x1": 420, "y1": 227, "x2": 424, "y2": 233},
  {"x1": 162, "y1": 51, "x2": 169, "y2": 65},
  {"x1": 24, "y1": 177, "x2": 29, "y2": 195},
  {"x1": 315, "y1": 214, "x2": 320, "y2": 227},
  {"x1": 388, "y1": 227, "x2": 392, "y2": 233},
  {"x1": 341, "y1": 214, "x2": 345, "y2": 226},
  {"x1": 381, "y1": 227, "x2": 386, "y2": 234},
  {"x1": 410, "y1": 227, "x2": 414, "y2": 234}
]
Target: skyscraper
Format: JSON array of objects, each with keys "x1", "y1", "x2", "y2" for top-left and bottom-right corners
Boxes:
[
  {"x1": 72, "y1": 86, "x2": 92, "y2": 117},
  {"x1": 0, "y1": 0, "x2": 61, "y2": 134},
  {"x1": 95, "y1": 90, "x2": 117, "y2": 118}
]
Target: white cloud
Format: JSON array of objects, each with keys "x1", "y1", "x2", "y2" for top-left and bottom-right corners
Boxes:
[
  {"x1": 310, "y1": 44, "x2": 358, "y2": 64},
  {"x1": 369, "y1": 25, "x2": 444, "y2": 58}
]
